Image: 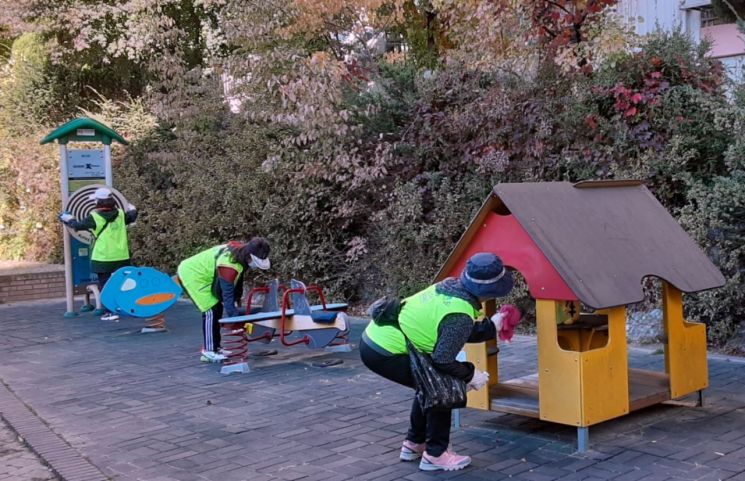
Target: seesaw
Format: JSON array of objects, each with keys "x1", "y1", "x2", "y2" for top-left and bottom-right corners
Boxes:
[
  {"x1": 222, "y1": 303, "x2": 349, "y2": 323},
  {"x1": 218, "y1": 279, "x2": 351, "y2": 375}
]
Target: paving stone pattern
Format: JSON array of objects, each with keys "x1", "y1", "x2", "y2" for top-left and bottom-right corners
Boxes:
[
  {"x1": 0, "y1": 299, "x2": 744, "y2": 480},
  {"x1": 0, "y1": 417, "x2": 57, "y2": 481},
  {"x1": 0, "y1": 377, "x2": 107, "y2": 481}
]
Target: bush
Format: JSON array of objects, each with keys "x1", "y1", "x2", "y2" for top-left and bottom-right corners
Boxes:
[
  {"x1": 679, "y1": 172, "x2": 745, "y2": 345},
  {"x1": 367, "y1": 173, "x2": 493, "y2": 297},
  {"x1": 0, "y1": 33, "x2": 56, "y2": 129},
  {"x1": 2, "y1": 17, "x2": 742, "y2": 348},
  {"x1": 0, "y1": 129, "x2": 61, "y2": 261},
  {"x1": 109, "y1": 77, "x2": 269, "y2": 273},
  {"x1": 375, "y1": 30, "x2": 742, "y2": 343}
]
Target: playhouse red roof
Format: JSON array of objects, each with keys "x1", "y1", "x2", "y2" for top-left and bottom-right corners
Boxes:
[{"x1": 437, "y1": 181, "x2": 725, "y2": 309}]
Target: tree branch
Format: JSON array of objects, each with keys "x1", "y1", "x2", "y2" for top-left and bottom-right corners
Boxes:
[
  {"x1": 543, "y1": 0, "x2": 573, "y2": 16},
  {"x1": 721, "y1": 0, "x2": 744, "y2": 21}
]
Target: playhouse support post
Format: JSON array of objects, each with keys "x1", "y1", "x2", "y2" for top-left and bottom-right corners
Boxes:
[
  {"x1": 465, "y1": 300, "x2": 499, "y2": 410},
  {"x1": 662, "y1": 282, "x2": 708, "y2": 398},
  {"x1": 577, "y1": 427, "x2": 589, "y2": 453}
]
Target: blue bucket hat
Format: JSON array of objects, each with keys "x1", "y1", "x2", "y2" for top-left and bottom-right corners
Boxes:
[{"x1": 460, "y1": 252, "x2": 514, "y2": 300}]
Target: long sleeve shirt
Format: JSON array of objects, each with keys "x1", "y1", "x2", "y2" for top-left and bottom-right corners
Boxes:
[
  {"x1": 430, "y1": 278, "x2": 497, "y2": 382},
  {"x1": 67, "y1": 208, "x2": 138, "y2": 231}
]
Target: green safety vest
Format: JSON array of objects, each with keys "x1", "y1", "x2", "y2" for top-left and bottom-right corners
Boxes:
[
  {"x1": 177, "y1": 245, "x2": 244, "y2": 312},
  {"x1": 90, "y1": 210, "x2": 130, "y2": 263},
  {"x1": 364, "y1": 284, "x2": 478, "y2": 355}
]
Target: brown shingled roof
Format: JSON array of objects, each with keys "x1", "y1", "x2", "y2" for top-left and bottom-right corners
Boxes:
[{"x1": 491, "y1": 181, "x2": 725, "y2": 309}]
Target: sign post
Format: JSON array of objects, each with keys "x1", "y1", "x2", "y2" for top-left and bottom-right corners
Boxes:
[{"x1": 41, "y1": 117, "x2": 128, "y2": 317}]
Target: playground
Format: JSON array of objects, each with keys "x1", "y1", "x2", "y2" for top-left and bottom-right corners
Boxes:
[
  {"x1": 1, "y1": 3, "x2": 744, "y2": 476},
  {"x1": 0, "y1": 298, "x2": 743, "y2": 481}
]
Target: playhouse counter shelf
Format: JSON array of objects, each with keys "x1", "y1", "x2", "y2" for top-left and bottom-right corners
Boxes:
[{"x1": 436, "y1": 180, "x2": 724, "y2": 452}]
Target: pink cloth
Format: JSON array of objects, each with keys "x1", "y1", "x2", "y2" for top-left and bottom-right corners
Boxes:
[{"x1": 497, "y1": 304, "x2": 522, "y2": 342}]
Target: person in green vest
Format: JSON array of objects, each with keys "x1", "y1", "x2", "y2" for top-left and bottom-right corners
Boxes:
[
  {"x1": 360, "y1": 252, "x2": 521, "y2": 472},
  {"x1": 59, "y1": 187, "x2": 137, "y2": 322},
  {"x1": 177, "y1": 237, "x2": 271, "y2": 363}
]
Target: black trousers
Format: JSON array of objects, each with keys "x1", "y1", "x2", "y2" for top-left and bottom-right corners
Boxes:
[
  {"x1": 202, "y1": 303, "x2": 223, "y2": 352},
  {"x1": 96, "y1": 272, "x2": 112, "y2": 291},
  {"x1": 96, "y1": 272, "x2": 113, "y2": 313},
  {"x1": 360, "y1": 339, "x2": 451, "y2": 456}
]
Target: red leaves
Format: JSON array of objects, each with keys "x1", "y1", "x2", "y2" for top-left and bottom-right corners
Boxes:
[
  {"x1": 527, "y1": 0, "x2": 619, "y2": 48},
  {"x1": 608, "y1": 63, "x2": 675, "y2": 122},
  {"x1": 610, "y1": 83, "x2": 646, "y2": 120},
  {"x1": 584, "y1": 114, "x2": 598, "y2": 130}
]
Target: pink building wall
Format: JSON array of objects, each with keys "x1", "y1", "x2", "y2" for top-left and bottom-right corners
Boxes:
[{"x1": 701, "y1": 23, "x2": 745, "y2": 58}]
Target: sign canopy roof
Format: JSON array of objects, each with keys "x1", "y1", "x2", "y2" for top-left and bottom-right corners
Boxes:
[{"x1": 40, "y1": 117, "x2": 128, "y2": 146}]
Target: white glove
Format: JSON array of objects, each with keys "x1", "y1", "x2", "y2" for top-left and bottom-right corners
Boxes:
[
  {"x1": 126, "y1": 203, "x2": 136, "y2": 212},
  {"x1": 490, "y1": 312, "x2": 505, "y2": 332},
  {"x1": 58, "y1": 213, "x2": 74, "y2": 223},
  {"x1": 467, "y1": 370, "x2": 490, "y2": 391}
]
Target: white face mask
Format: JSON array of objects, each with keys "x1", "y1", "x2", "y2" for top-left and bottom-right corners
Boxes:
[{"x1": 249, "y1": 254, "x2": 270, "y2": 270}]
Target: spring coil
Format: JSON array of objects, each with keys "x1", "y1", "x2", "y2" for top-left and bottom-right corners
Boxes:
[
  {"x1": 221, "y1": 322, "x2": 248, "y2": 365},
  {"x1": 144, "y1": 314, "x2": 166, "y2": 329}
]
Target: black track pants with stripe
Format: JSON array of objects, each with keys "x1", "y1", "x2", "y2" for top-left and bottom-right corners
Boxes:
[{"x1": 202, "y1": 304, "x2": 223, "y2": 352}]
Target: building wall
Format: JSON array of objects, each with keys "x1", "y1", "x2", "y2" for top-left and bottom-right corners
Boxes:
[
  {"x1": 720, "y1": 55, "x2": 745, "y2": 82},
  {"x1": 616, "y1": 0, "x2": 745, "y2": 80},
  {"x1": 615, "y1": 0, "x2": 690, "y2": 36}
]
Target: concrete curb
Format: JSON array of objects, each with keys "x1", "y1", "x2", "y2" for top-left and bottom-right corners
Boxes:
[{"x1": 0, "y1": 381, "x2": 109, "y2": 481}]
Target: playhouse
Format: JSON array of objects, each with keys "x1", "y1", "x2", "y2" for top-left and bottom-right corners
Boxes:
[{"x1": 436, "y1": 180, "x2": 725, "y2": 451}]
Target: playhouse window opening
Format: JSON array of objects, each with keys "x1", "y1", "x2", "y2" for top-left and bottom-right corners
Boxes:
[
  {"x1": 555, "y1": 300, "x2": 610, "y2": 352},
  {"x1": 501, "y1": 270, "x2": 535, "y2": 336},
  {"x1": 627, "y1": 276, "x2": 665, "y2": 346}
]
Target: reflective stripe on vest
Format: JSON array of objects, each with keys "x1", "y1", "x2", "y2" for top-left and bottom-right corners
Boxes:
[
  {"x1": 176, "y1": 245, "x2": 244, "y2": 313},
  {"x1": 364, "y1": 284, "x2": 478, "y2": 355},
  {"x1": 90, "y1": 210, "x2": 129, "y2": 262}
]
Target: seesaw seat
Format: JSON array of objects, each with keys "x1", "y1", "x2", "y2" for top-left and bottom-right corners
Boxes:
[
  {"x1": 218, "y1": 279, "x2": 351, "y2": 361},
  {"x1": 219, "y1": 303, "x2": 348, "y2": 324}
]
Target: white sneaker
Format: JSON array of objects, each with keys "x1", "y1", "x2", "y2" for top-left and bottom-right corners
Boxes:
[
  {"x1": 218, "y1": 348, "x2": 232, "y2": 356},
  {"x1": 101, "y1": 313, "x2": 120, "y2": 321},
  {"x1": 200, "y1": 351, "x2": 227, "y2": 363}
]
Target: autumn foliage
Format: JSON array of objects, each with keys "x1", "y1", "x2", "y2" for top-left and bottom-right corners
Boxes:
[
  {"x1": 528, "y1": 0, "x2": 619, "y2": 46},
  {"x1": 0, "y1": 0, "x2": 743, "y2": 344}
]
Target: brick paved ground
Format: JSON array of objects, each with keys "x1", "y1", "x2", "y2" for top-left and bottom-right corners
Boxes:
[
  {"x1": 0, "y1": 299, "x2": 744, "y2": 481},
  {"x1": 0, "y1": 417, "x2": 57, "y2": 481}
]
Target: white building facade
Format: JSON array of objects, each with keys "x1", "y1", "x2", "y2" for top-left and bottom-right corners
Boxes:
[{"x1": 616, "y1": 0, "x2": 745, "y2": 79}]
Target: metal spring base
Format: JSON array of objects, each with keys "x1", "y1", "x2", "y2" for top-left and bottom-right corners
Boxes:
[
  {"x1": 221, "y1": 362, "x2": 250, "y2": 375},
  {"x1": 221, "y1": 323, "x2": 249, "y2": 370},
  {"x1": 141, "y1": 314, "x2": 167, "y2": 333}
]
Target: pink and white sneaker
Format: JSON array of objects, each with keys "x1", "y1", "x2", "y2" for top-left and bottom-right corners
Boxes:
[
  {"x1": 400, "y1": 440, "x2": 425, "y2": 461},
  {"x1": 419, "y1": 450, "x2": 471, "y2": 471}
]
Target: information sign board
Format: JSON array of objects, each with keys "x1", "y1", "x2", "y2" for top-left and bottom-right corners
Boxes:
[{"x1": 67, "y1": 150, "x2": 105, "y2": 179}]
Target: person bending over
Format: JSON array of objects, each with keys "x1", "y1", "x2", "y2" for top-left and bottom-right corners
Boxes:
[
  {"x1": 177, "y1": 237, "x2": 271, "y2": 363},
  {"x1": 360, "y1": 252, "x2": 521, "y2": 472}
]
